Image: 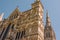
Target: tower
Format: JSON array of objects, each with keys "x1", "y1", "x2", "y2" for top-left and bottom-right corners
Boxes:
[
  {"x1": 44, "y1": 11, "x2": 56, "y2": 40},
  {"x1": 26, "y1": 0, "x2": 44, "y2": 40}
]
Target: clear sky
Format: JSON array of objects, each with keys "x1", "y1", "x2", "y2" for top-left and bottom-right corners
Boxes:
[{"x1": 0, "y1": 0, "x2": 60, "y2": 40}]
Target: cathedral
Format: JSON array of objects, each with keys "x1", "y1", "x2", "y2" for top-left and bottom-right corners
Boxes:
[{"x1": 0, "y1": 0, "x2": 56, "y2": 40}]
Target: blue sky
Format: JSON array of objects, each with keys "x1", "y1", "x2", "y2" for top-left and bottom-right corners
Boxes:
[{"x1": 0, "y1": 0, "x2": 60, "y2": 40}]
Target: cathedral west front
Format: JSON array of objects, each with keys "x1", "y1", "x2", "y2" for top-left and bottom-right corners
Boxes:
[{"x1": 0, "y1": 0, "x2": 56, "y2": 40}]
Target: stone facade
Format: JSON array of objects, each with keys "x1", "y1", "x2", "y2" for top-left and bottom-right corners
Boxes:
[{"x1": 0, "y1": 0, "x2": 56, "y2": 40}]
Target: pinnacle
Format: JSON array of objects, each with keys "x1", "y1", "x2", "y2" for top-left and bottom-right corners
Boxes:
[
  {"x1": 46, "y1": 10, "x2": 51, "y2": 26},
  {"x1": 35, "y1": 0, "x2": 40, "y2": 2}
]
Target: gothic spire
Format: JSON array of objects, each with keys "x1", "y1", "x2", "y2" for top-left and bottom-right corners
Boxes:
[
  {"x1": 44, "y1": 11, "x2": 56, "y2": 40},
  {"x1": 46, "y1": 11, "x2": 51, "y2": 27}
]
